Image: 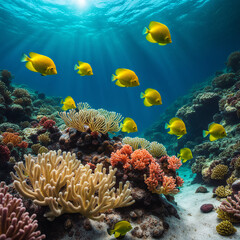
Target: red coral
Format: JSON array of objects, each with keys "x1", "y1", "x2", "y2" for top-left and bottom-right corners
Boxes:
[
  {"x1": 176, "y1": 176, "x2": 184, "y2": 187},
  {"x1": 130, "y1": 149, "x2": 154, "y2": 170},
  {"x1": 2, "y1": 132, "x2": 22, "y2": 146},
  {"x1": 42, "y1": 119, "x2": 56, "y2": 129},
  {"x1": 39, "y1": 116, "x2": 48, "y2": 125},
  {"x1": 0, "y1": 145, "x2": 10, "y2": 162},
  {"x1": 167, "y1": 156, "x2": 182, "y2": 170},
  {"x1": 17, "y1": 141, "x2": 29, "y2": 149}
]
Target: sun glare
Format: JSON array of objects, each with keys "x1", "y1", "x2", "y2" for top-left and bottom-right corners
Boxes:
[{"x1": 76, "y1": 0, "x2": 87, "y2": 8}]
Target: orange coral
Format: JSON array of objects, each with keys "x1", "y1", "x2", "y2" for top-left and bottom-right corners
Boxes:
[
  {"x1": 167, "y1": 156, "x2": 182, "y2": 170},
  {"x1": 161, "y1": 176, "x2": 178, "y2": 195},
  {"x1": 2, "y1": 132, "x2": 22, "y2": 146},
  {"x1": 176, "y1": 176, "x2": 184, "y2": 187},
  {"x1": 130, "y1": 149, "x2": 154, "y2": 170}
]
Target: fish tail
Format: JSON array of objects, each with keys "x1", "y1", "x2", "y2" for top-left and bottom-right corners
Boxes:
[
  {"x1": 140, "y1": 92, "x2": 145, "y2": 98},
  {"x1": 111, "y1": 74, "x2": 117, "y2": 82},
  {"x1": 60, "y1": 99, "x2": 64, "y2": 104},
  {"x1": 142, "y1": 27, "x2": 149, "y2": 35},
  {"x1": 74, "y1": 64, "x2": 79, "y2": 70},
  {"x1": 165, "y1": 123, "x2": 170, "y2": 129},
  {"x1": 177, "y1": 153, "x2": 180, "y2": 158},
  {"x1": 107, "y1": 228, "x2": 114, "y2": 236},
  {"x1": 120, "y1": 123, "x2": 123, "y2": 129},
  {"x1": 203, "y1": 130, "x2": 209, "y2": 138},
  {"x1": 21, "y1": 53, "x2": 30, "y2": 62}
]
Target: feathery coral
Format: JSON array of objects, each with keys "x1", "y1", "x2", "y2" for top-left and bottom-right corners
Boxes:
[
  {"x1": 0, "y1": 182, "x2": 45, "y2": 240},
  {"x1": 11, "y1": 150, "x2": 134, "y2": 221},
  {"x1": 59, "y1": 102, "x2": 123, "y2": 134},
  {"x1": 149, "y1": 141, "x2": 167, "y2": 158},
  {"x1": 122, "y1": 137, "x2": 150, "y2": 150}
]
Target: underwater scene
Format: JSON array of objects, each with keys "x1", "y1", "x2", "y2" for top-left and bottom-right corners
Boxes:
[{"x1": 1, "y1": 0, "x2": 240, "y2": 239}]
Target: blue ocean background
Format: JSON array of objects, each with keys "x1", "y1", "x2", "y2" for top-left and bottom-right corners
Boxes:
[{"x1": 0, "y1": 0, "x2": 240, "y2": 134}]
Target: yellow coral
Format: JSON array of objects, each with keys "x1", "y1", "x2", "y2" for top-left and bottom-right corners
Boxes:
[
  {"x1": 215, "y1": 185, "x2": 232, "y2": 198},
  {"x1": 59, "y1": 103, "x2": 123, "y2": 134},
  {"x1": 31, "y1": 143, "x2": 42, "y2": 155},
  {"x1": 38, "y1": 133, "x2": 50, "y2": 145},
  {"x1": 226, "y1": 175, "x2": 237, "y2": 186},
  {"x1": 38, "y1": 146, "x2": 48, "y2": 154},
  {"x1": 216, "y1": 220, "x2": 236, "y2": 236},
  {"x1": 216, "y1": 208, "x2": 240, "y2": 223},
  {"x1": 10, "y1": 150, "x2": 134, "y2": 221},
  {"x1": 211, "y1": 164, "x2": 228, "y2": 180}
]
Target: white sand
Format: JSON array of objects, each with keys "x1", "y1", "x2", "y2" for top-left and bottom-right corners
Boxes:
[{"x1": 164, "y1": 167, "x2": 240, "y2": 240}]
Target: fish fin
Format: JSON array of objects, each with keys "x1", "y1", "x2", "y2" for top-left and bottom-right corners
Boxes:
[
  {"x1": 182, "y1": 159, "x2": 187, "y2": 163},
  {"x1": 209, "y1": 135, "x2": 217, "y2": 141},
  {"x1": 78, "y1": 61, "x2": 84, "y2": 66},
  {"x1": 140, "y1": 92, "x2": 145, "y2": 99},
  {"x1": 111, "y1": 74, "x2": 117, "y2": 82},
  {"x1": 114, "y1": 232, "x2": 121, "y2": 238},
  {"x1": 107, "y1": 228, "x2": 114, "y2": 236},
  {"x1": 25, "y1": 62, "x2": 38, "y2": 72},
  {"x1": 62, "y1": 105, "x2": 68, "y2": 111},
  {"x1": 165, "y1": 123, "x2": 170, "y2": 129},
  {"x1": 77, "y1": 70, "x2": 83, "y2": 75},
  {"x1": 142, "y1": 27, "x2": 149, "y2": 35},
  {"x1": 144, "y1": 98, "x2": 152, "y2": 107},
  {"x1": 74, "y1": 64, "x2": 79, "y2": 70},
  {"x1": 121, "y1": 126, "x2": 127, "y2": 132},
  {"x1": 167, "y1": 130, "x2": 174, "y2": 135},
  {"x1": 146, "y1": 33, "x2": 157, "y2": 43},
  {"x1": 65, "y1": 96, "x2": 73, "y2": 102},
  {"x1": 123, "y1": 117, "x2": 133, "y2": 123},
  {"x1": 29, "y1": 52, "x2": 41, "y2": 58},
  {"x1": 21, "y1": 53, "x2": 30, "y2": 62},
  {"x1": 115, "y1": 80, "x2": 126, "y2": 87},
  {"x1": 41, "y1": 74, "x2": 47, "y2": 76},
  {"x1": 116, "y1": 68, "x2": 127, "y2": 75},
  {"x1": 158, "y1": 43, "x2": 167, "y2": 46},
  {"x1": 177, "y1": 135, "x2": 183, "y2": 139},
  {"x1": 169, "y1": 117, "x2": 181, "y2": 125},
  {"x1": 203, "y1": 130, "x2": 209, "y2": 138},
  {"x1": 208, "y1": 122, "x2": 218, "y2": 130},
  {"x1": 60, "y1": 99, "x2": 64, "y2": 104},
  {"x1": 149, "y1": 21, "x2": 162, "y2": 29},
  {"x1": 145, "y1": 88, "x2": 154, "y2": 94}
]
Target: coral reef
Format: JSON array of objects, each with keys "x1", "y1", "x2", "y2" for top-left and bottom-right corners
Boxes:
[
  {"x1": 0, "y1": 181, "x2": 45, "y2": 239},
  {"x1": 216, "y1": 220, "x2": 236, "y2": 236}
]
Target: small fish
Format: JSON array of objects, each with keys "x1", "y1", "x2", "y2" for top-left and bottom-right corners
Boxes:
[
  {"x1": 112, "y1": 68, "x2": 139, "y2": 87},
  {"x1": 140, "y1": 88, "x2": 162, "y2": 107},
  {"x1": 143, "y1": 21, "x2": 172, "y2": 46},
  {"x1": 203, "y1": 123, "x2": 227, "y2": 141},
  {"x1": 74, "y1": 61, "x2": 93, "y2": 76},
  {"x1": 61, "y1": 96, "x2": 76, "y2": 111},
  {"x1": 177, "y1": 148, "x2": 193, "y2": 163},
  {"x1": 21, "y1": 52, "x2": 57, "y2": 76},
  {"x1": 165, "y1": 117, "x2": 187, "y2": 139},
  {"x1": 107, "y1": 220, "x2": 132, "y2": 239},
  {"x1": 120, "y1": 117, "x2": 138, "y2": 133}
]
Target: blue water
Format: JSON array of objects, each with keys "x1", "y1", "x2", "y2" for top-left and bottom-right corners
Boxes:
[{"x1": 0, "y1": 0, "x2": 240, "y2": 134}]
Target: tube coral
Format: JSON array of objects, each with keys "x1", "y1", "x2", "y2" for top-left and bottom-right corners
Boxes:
[
  {"x1": 0, "y1": 182, "x2": 45, "y2": 240},
  {"x1": 11, "y1": 150, "x2": 135, "y2": 221}
]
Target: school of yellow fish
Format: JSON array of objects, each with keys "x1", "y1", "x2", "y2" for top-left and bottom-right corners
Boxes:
[
  {"x1": 21, "y1": 22, "x2": 227, "y2": 163},
  {"x1": 20, "y1": 20, "x2": 229, "y2": 239}
]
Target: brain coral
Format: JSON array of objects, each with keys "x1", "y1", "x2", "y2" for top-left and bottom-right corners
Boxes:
[
  {"x1": 211, "y1": 164, "x2": 228, "y2": 180},
  {"x1": 215, "y1": 185, "x2": 232, "y2": 198},
  {"x1": 216, "y1": 220, "x2": 236, "y2": 236}
]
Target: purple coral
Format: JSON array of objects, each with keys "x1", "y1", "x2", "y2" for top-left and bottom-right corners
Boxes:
[
  {"x1": 0, "y1": 182, "x2": 45, "y2": 240},
  {"x1": 219, "y1": 191, "x2": 240, "y2": 220}
]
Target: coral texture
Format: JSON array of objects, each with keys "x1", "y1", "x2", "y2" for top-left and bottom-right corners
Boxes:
[
  {"x1": 216, "y1": 220, "x2": 236, "y2": 236},
  {"x1": 11, "y1": 150, "x2": 134, "y2": 221},
  {"x1": 0, "y1": 182, "x2": 45, "y2": 240},
  {"x1": 211, "y1": 164, "x2": 228, "y2": 180}
]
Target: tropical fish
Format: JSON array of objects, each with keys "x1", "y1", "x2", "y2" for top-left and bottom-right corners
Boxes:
[
  {"x1": 143, "y1": 21, "x2": 172, "y2": 46},
  {"x1": 21, "y1": 52, "x2": 57, "y2": 76},
  {"x1": 203, "y1": 123, "x2": 227, "y2": 141},
  {"x1": 74, "y1": 61, "x2": 93, "y2": 76},
  {"x1": 112, "y1": 68, "x2": 139, "y2": 87},
  {"x1": 140, "y1": 88, "x2": 162, "y2": 107},
  {"x1": 61, "y1": 96, "x2": 76, "y2": 111},
  {"x1": 177, "y1": 148, "x2": 193, "y2": 163},
  {"x1": 165, "y1": 117, "x2": 187, "y2": 139},
  {"x1": 107, "y1": 220, "x2": 132, "y2": 239},
  {"x1": 120, "y1": 118, "x2": 138, "y2": 133}
]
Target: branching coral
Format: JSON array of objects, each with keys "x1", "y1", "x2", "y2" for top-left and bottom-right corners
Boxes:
[
  {"x1": 167, "y1": 156, "x2": 182, "y2": 171},
  {"x1": 130, "y1": 149, "x2": 154, "y2": 171},
  {"x1": 211, "y1": 164, "x2": 228, "y2": 180},
  {"x1": 11, "y1": 150, "x2": 134, "y2": 221},
  {"x1": 59, "y1": 102, "x2": 123, "y2": 134},
  {"x1": 0, "y1": 182, "x2": 45, "y2": 240},
  {"x1": 2, "y1": 132, "x2": 22, "y2": 146}
]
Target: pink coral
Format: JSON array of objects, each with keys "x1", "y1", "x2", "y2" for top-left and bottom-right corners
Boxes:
[
  {"x1": 0, "y1": 182, "x2": 45, "y2": 240},
  {"x1": 176, "y1": 176, "x2": 184, "y2": 187},
  {"x1": 0, "y1": 145, "x2": 10, "y2": 162},
  {"x1": 130, "y1": 149, "x2": 154, "y2": 170},
  {"x1": 42, "y1": 119, "x2": 56, "y2": 129},
  {"x1": 167, "y1": 156, "x2": 182, "y2": 170}
]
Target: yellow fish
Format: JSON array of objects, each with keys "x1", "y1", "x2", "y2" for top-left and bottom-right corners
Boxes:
[
  {"x1": 61, "y1": 96, "x2": 76, "y2": 111},
  {"x1": 74, "y1": 61, "x2": 93, "y2": 76},
  {"x1": 143, "y1": 21, "x2": 172, "y2": 46},
  {"x1": 21, "y1": 52, "x2": 57, "y2": 76},
  {"x1": 107, "y1": 220, "x2": 132, "y2": 239},
  {"x1": 112, "y1": 68, "x2": 140, "y2": 87},
  {"x1": 140, "y1": 88, "x2": 162, "y2": 107},
  {"x1": 177, "y1": 148, "x2": 193, "y2": 163},
  {"x1": 203, "y1": 123, "x2": 227, "y2": 141},
  {"x1": 120, "y1": 118, "x2": 138, "y2": 133},
  {"x1": 165, "y1": 117, "x2": 187, "y2": 139}
]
